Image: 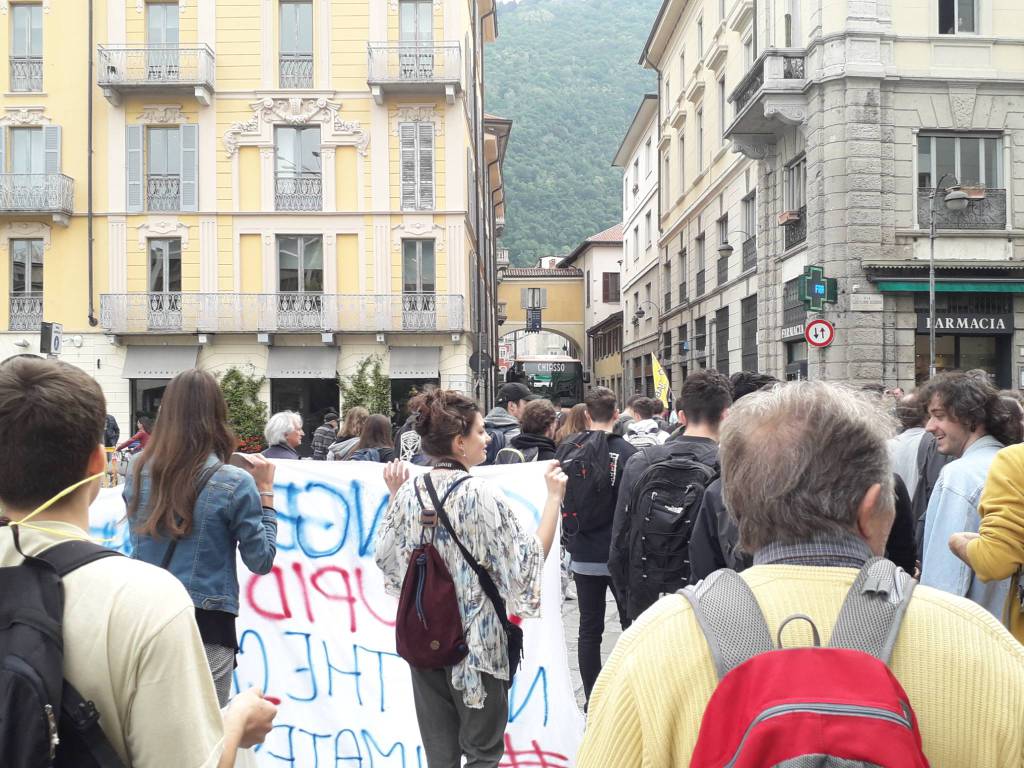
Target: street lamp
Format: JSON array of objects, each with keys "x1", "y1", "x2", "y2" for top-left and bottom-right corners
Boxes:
[
  {"x1": 716, "y1": 229, "x2": 751, "y2": 259},
  {"x1": 632, "y1": 299, "x2": 662, "y2": 323},
  {"x1": 928, "y1": 175, "x2": 972, "y2": 378}
]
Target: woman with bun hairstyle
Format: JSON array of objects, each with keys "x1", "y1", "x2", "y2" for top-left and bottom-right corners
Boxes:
[{"x1": 374, "y1": 389, "x2": 567, "y2": 767}]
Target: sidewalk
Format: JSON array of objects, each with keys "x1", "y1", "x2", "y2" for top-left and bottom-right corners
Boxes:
[{"x1": 561, "y1": 585, "x2": 624, "y2": 709}]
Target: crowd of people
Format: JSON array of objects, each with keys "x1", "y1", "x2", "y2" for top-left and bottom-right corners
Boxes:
[{"x1": 5, "y1": 354, "x2": 1024, "y2": 766}]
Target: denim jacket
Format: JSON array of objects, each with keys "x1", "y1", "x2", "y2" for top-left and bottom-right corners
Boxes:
[
  {"x1": 125, "y1": 454, "x2": 277, "y2": 615},
  {"x1": 921, "y1": 434, "x2": 1011, "y2": 621}
]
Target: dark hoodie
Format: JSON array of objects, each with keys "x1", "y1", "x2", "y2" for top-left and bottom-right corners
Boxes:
[{"x1": 508, "y1": 431, "x2": 558, "y2": 462}]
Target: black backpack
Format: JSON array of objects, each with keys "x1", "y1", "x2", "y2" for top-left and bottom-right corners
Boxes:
[
  {"x1": 494, "y1": 446, "x2": 539, "y2": 464},
  {"x1": 554, "y1": 431, "x2": 614, "y2": 537},
  {"x1": 625, "y1": 450, "x2": 717, "y2": 615},
  {"x1": 0, "y1": 525, "x2": 126, "y2": 768}
]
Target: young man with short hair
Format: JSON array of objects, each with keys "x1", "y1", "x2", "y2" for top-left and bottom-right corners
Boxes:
[
  {"x1": 0, "y1": 357, "x2": 276, "y2": 767},
  {"x1": 557, "y1": 387, "x2": 637, "y2": 706},
  {"x1": 612, "y1": 393, "x2": 644, "y2": 436},
  {"x1": 624, "y1": 397, "x2": 670, "y2": 447},
  {"x1": 919, "y1": 371, "x2": 1017, "y2": 618},
  {"x1": 311, "y1": 410, "x2": 340, "y2": 460},
  {"x1": 609, "y1": 370, "x2": 732, "y2": 620}
]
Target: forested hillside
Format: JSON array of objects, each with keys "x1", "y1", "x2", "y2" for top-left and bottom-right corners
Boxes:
[{"x1": 489, "y1": 0, "x2": 660, "y2": 265}]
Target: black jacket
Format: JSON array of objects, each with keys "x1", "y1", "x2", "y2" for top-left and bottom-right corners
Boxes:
[
  {"x1": 608, "y1": 435, "x2": 719, "y2": 619},
  {"x1": 508, "y1": 432, "x2": 558, "y2": 462},
  {"x1": 689, "y1": 472, "x2": 918, "y2": 584}
]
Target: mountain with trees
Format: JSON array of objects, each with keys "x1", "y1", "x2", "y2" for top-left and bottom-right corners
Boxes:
[{"x1": 488, "y1": 0, "x2": 660, "y2": 266}]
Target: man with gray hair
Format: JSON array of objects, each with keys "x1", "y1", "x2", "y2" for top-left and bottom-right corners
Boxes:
[
  {"x1": 579, "y1": 381, "x2": 1024, "y2": 766},
  {"x1": 263, "y1": 411, "x2": 304, "y2": 459}
]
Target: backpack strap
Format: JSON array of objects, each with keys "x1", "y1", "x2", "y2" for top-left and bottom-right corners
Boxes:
[
  {"x1": 34, "y1": 539, "x2": 122, "y2": 577},
  {"x1": 59, "y1": 680, "x2": 128, "y2": 767},
  {"x1": 679, "y1": 569, "x2": 774, "y2": 681},
  {"x1": 828, "y1": 557, "x2": 917, "y2": 665}
]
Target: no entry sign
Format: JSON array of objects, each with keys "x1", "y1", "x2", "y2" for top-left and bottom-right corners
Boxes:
[{"x1": 805, "y1": 319, "x2": 835, "y2": 348}]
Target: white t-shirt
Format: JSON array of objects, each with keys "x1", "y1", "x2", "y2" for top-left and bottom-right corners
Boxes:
[{"x1": 0, "y1": 522, "x2": 225, "y2": 767}]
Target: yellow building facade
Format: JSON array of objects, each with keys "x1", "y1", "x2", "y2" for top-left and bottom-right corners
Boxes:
[
  {"x1": 496, "y1": 266, "x2": 585, "y2": 360},
  {"x1": 0, "y1": 0, "x2": 505, "y2": 438}
]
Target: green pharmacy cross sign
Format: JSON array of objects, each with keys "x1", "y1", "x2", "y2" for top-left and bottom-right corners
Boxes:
[{"x1": 799, "y1": 265, "x2": 838, "y2": 311}]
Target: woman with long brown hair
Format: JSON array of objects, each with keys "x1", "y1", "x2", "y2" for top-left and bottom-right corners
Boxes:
[
  {"x1": 555, "y1": 402, "x2": 590, "y2": 444},
  {"x1": 124, "y1": 369, "x2": 278, "y2": 706},
  {"x1": 346, "y1": 413, "x2": 396, "y2": 462}
]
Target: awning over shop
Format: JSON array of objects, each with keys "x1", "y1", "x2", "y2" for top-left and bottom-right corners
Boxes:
[
  {"x1": 266, "y1": 346, "x2": 338, "y2": 379},
  {"x1": 389, "y1": 346, "x2": 440, "y2": 378},
  {"x1": 121, "y1": 346, "x2": 198, "y2": 379},
  {"x1": 874, "y1": 280, "x2": 1024, "y2": 293}
]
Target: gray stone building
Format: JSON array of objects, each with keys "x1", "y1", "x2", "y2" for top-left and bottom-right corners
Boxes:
[{"x1": 725, "y1": 0, "x2": 1024, "y2": 388}]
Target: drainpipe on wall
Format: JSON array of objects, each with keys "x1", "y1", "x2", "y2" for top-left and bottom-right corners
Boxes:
[
  {"x1": 87, "y1": 0, "x2": 98, "y2": 327},
  {"x1": 477, "y1": 9, "x2": 495, "y2": 408}
]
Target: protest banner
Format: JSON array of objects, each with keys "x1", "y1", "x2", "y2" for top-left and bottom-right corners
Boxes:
[{"x1": 90, "y1": 460, "x2": 585, "y2": 767}]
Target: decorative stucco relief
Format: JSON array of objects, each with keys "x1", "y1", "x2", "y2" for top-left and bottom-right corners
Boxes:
[
  {"x1": 223, "y1": 97, "x2": 369, "y2": 158},
  {"x1": 137, "y1": 219, "x2": 190, "y2": 251}
]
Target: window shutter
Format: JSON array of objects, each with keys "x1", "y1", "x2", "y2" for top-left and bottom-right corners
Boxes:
[
  {"x1": 42, "y1": 126, "x2": 61, "y2": 174},
  {"x1": 602, "y1": 273, "x2": 611, "y2": 303},
  {"x1": 520, "y1": 288, "x2": 528, "y2": 309},
  {"x1": 417, "y1": 121, "x2": 434, "y2": 210},
  {"x1": 179, "y1": 124, "x2": 198, "y2": 212},
  {"x1": 126, "y1": 125, "x2": 144, "y2": 213},
  {"x1": 399, "y1": 123, "x2": 416, "y2": 210},
  {"x1": 540, "y1": 288, "x2": 548, "y2": 308}
]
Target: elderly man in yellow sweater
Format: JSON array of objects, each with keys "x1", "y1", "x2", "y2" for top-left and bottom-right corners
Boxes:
[
  {"x1": 950, "y1": 442, "x2": 1024, "y2": 643},
  {"x1": 578, "y1": 381, "x2": 1024, "y2": 767}
]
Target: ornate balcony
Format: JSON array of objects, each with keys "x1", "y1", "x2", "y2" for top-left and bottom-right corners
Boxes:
[
  {"x1": 99, "y1": 292, "x2": 466, "y2": 335},
  {"x1": 0, "y1": 174, "x2": 74, "y2": 225},
  {"x1": 279, "y1": 53, "x2": 313, "y2": 89},
  {"x1": 147, "y1": 175, "x2": 181, "y2": 212},
  {"x1": 9, "y1": 293, "x2": 42, "y2": 331},
  {"x1": 367, "y1": 41, "x2": 462, "y2": 105},
  {"x1": 275, "y1": 174, "x2": 322, "y2": 211},
  {"x1": 9, "y1": 56, "x2": 42, "y2": 92},
  {"x1": 784, "y1": 205, "x2": 808, "y2": 251},
  {"x1": 97, "y1": 45, "x2": 214, "y2": 106},
  {"x1": 742, "y1": 236, "x2": 757, "y2": 271},
  {"x1": 917, "y1": 188, "x2": 1007, "y2": 231},
  {"x1": 725, "y1": 49, "x2": 807, "y2": 158}
]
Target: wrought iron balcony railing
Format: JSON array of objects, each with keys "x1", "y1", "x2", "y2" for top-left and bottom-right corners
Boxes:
[
  {"x1": 367, "y1": 41, "x2": 461, "y2": 104},
  {"x1": 97, "y1": 45, "x2": 214, "y2": 104},
  {"x1": 100, "y1": 292, "x2": 466, "y2": 335},
  {"x1": 275, "y1": 174, "x2": 322, "y2": 211},
  {"x1": 733, "y1": 50, "x2": 805, "y2": 114},
  {"x1": 10, "y1": 56, "x2": 42, "y2": 92},
  {"x1": 9, "y1": 293, "x2": 42, "y2": 331},
  {"x1": 0, "y1": 174, "x2": 74, "y2": 218},
  {"x1": 917, "y1": 188, "x2": 1007, "y2": 230},
  {"x1": 279, "y1": 53, "x2": 313, "y2": 89},
  {"x1": 147, "y1": 175, "x2": 181, "y2": 212},
  {"x1": 742, "y1": 236, "x2": 757, "y2": 272},
  {"x1": 784, "y1": 205, "x2": 808, "y2": 250}
]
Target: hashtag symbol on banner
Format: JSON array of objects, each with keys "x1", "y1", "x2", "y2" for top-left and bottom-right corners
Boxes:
[{"x1": 499, "y1": 735, "x2": 569, "y2": 768}]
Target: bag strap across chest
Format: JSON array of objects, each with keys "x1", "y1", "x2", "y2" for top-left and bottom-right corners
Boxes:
[
  {"x1": 681, "y1": 557, "x2": 917, "y2": 680},
  {"x1": 159, "y1": 461, "x2": 225, "y2": 570}
]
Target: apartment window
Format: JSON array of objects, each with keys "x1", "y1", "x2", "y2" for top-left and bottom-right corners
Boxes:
[
  {"x1": 784, "y1": 13, "x2": 793, "y2": 46},
  {"x1": 715, "y1": 306, "x2": 730, "y2": 374},
  {"x1": 918, "y1": 134, "x2": 1001, "y2": 189},
  {"x1": 145, "y1": 2, "x2": 181, "y2": 82},
  {"x1": 9, "y1": 238, "x2": 42, "y2": 331},
  {"x1": 602, "y1": 272, "x2": 620, "y2": 302},
  {"x1": 633, "y1": 158, "x2": 640, "y2": 195},
  {"x1": 695, "y1": 315, "x2": 707, "y2": 354},
  {"x1": 645, "y1": 138, "x2": 652, "y2": 176},
  {"x1": 718, "y1": 77, "x2": 727, "y2": 140},
  {"x1": 146, "y1": 127, "x2": 181, "y2": 211},
  {"x1": 280, "y1": 0, "x2": 314, "y2": 88},
  {"x1": 275, "y1": 125, "x2": 322, "y2": 211},
  {"x1": 400, "y1": 0, "x2": 433, "y2": 42},
  {"x1": 742, "y1": 192, "x2": 757, "y2": 271},
  {"x1": 720, "y1": 0, "x2": 727, "y2": 20},
  {"x1": 633, "y1": 225, "x2": 640, "y2": 261},
  {"x1": 663, "y1": 150, "x2": 671, "y2": 208},
  {"x1": 695, "y1": 232, "x2": 706, "y2": 296},
  {"x1": 645, "y1": 211, "x2": 653, "y2": 249},
  {"x1": 663, "y1": 264, "x2": 672, "y2": 310},
  {"x1": 522, "y1": 286, "x2": 546, "y2": 308},
  {"x1": 10, "y1": 3, "x2": 42, "y2": 92},
  {"x1": 678, "y1": 246, "x2": 687, "y2": 303},
  {"x1": 278, "y1": 235, "x2": 324, "y2": 293},
  {"x1": 10, "y1": 127, "x2": 44, "y2": 174},
  {"x1": 680, "y1": 51, "x2": 686, "y2": 88},
  {"x1": 717, "y1": 214, "x2": 729, "y2": 285},
  {"x1": 149, "y1": 238, "x2": 182, "y2": 294},
  {"x1": 678, "y1": 132, "x2": 685, "y2": 191},
  {"x1": 939, "y1": 0, "x2": 977, "y2": 34},
  {"x1": 741, "y1": 294, "x2": 758, "y2": 372},
  {"x1": 126, "y1": 124, "x2": 197, "y2": 213},
  {"x1": 662, "y1": 330, "x2": 673, "y2": 362},
  {"x1": 697, "y1": 108, "x2": 704, "y2": 172},
  {"x1": 399, "y1": 122, "x2": 435, "y2": 210},
  {"x1": 586, "y1": 269, "x2": 591, "y2": 307},
  {"x1": 664, "y1": 76, "x2": 671, "y2": 107},
  {"x1": 785, "y1": 156, "x2": 807, "y2": 211},
  {"x1": 697, "y1": 17, "x2": 704, "y2": 58},
  {"x1": 743, "y1": 37, "x2": 754, "y2": 69}
]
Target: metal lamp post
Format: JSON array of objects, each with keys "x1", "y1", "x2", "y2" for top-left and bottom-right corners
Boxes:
[{"x1": 928, "y1": 175, "x2": 970, "y2": 378}]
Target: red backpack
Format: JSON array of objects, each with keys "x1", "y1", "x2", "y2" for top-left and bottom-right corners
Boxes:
[
  {"x1": 683, "y1": 558, "x2": 929, "y2": 768},
  {"x1": 394, "y1": 474, "x2": 471, "y2": 669}
]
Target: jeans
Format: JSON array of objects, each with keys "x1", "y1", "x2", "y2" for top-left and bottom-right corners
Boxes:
[{"x1": 574, "y1": 572, "x2": 627, "y2": 705}]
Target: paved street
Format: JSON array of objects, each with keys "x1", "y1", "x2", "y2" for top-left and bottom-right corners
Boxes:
[{"x1": 561, "y1": 583, "x2": 625, "y2": 709}]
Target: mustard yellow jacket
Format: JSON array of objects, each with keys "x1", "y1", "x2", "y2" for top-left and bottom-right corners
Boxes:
[{"x1": 968, "y1": 442, "x2": 1024, "y2": 643}]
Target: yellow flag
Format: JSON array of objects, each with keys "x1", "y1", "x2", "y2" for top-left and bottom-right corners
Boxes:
[{"x1": 651, "y1": 354, "x2": 671, "y2": 409}]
